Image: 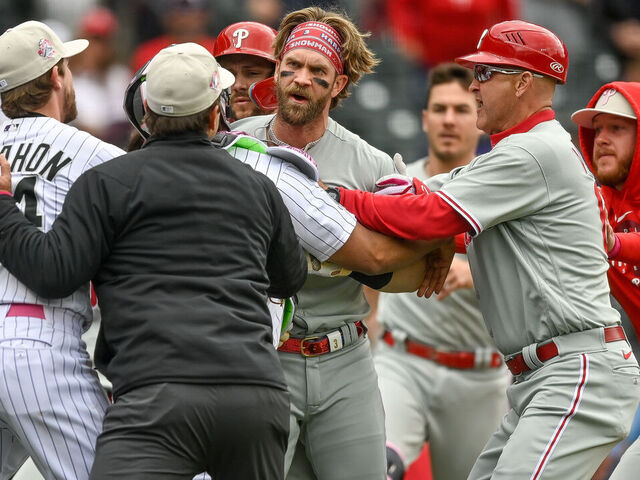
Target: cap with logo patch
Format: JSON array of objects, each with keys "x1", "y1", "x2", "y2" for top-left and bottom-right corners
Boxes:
[
  {"x1": 146, "y1": 42, "x2": 235, "y2": 117},
  {"x1": 571, "y1": 88, "x2": 637, "y2": 128},
  {"x1": 0, "y1": 20, "x2": 88, "y2": 93}
]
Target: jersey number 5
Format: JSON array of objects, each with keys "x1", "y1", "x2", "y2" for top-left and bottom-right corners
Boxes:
[{"x1": 14, "y1": 176, "x2": 43, "y2": 228}]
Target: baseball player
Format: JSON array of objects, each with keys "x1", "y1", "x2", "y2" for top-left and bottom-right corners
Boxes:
[
  {"x1": 0, "y1": 42, "x2": 307, "y2": 479},
  {"x1": 572, "y1": 83, "x2": 640, "y2": 335},
  {"x1": 571, "y1": 82, "x2": 640, "y2": 479},
  {"x1": 121, "y1": 43, "x2": 448, "y2": 480},
  {"x1": 0, "y1": 21, "x2": 123, "y2": 479},
  {"x1": 232, "y1": 7, "x2": 401, "y2": 479},
  {"x1": 330, "y1": 20, "x2": 640, "y2": 479},
  {"x1": 213, "y1": 21, "x2": 277, "y2": 121},
  {"x1": 374, "y1": 63, "x2": 509, "y2": 480}
]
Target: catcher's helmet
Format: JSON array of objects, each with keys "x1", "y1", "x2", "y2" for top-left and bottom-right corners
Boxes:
[
  {"x1": 455, "y1": 20, "x2": 568, "y2": 84},
  {"x1": 214, "y1": 21, "x2": 277, "y2": 63}
]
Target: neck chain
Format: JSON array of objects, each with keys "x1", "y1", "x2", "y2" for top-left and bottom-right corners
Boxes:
[{"x1": 267, "y1": 117, "x2": 322, "y2": 152}]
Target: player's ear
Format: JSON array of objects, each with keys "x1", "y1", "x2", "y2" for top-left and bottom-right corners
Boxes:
[
  {"x1": 422, "y1": 109, "x2": 429, "y2": 134},
  {"x1": 331, "y1": 74, "x2": 348, "y2": 98},
  {"x1": 207, "y1": 105, "x2": 220, "y2": 138},
  {"x1": 50, "y1": 65, "x2": 62, "y2": 90},
  {"x1": 142, "y1": 99, "x2": 149, "y2": 113}
]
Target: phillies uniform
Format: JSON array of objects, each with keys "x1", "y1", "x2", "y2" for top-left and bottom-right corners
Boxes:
[
  {"x1": 0, "y1": 116, "x2": 123, "y2": 479},
  {"x1": 233, "y1": 113, "x2": 396, "y2": 480},
  {"x1": 375, "y1": 159, "x2": 509, "y2": 480},
  {"x1": 578, "y1": 82, "x2": 640, "y2": 480},
  {"x1": 578, "y1": 82, "x2": 640, "y2": 332},
  {"x1": 338, "y1": 110, "x2": 640, "y2": 479}
]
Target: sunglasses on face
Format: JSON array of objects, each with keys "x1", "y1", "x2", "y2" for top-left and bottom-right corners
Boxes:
[{"x1": 473, "y1": 64, "x2": 543, "y2": 82}]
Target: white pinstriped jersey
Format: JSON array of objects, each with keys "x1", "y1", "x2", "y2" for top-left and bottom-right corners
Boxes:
[
  {"x1": 224, "y1": 143, "x2": 356, "y2": 262},
  {"x1": 0, "y1": 116, "x2": 125, "y2": 321}
]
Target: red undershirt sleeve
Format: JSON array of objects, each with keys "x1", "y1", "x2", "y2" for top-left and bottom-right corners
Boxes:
[
  {"x1": 616, "y1": 232, "x2": 640, "y2": 264},
  {"x1": 338, "y1": 187, "x2": 473, "y2": 241}
]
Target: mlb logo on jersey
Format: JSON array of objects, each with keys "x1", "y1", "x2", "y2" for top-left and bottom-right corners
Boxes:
[{"x1": 38, "y1": 38, "x2": 55, "y2": 59}]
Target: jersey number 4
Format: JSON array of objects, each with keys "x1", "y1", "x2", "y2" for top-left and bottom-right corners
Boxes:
[{"x1": 14, "y1": 176, "x2": 43, "y2": 228}]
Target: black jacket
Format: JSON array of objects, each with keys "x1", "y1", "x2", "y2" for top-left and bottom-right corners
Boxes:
[{"x1": 0, "y1": 132, "x2": 307, "y2": 396}]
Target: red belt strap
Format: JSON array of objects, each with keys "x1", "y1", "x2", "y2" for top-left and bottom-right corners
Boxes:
[
  {"x1": 6, "y1": 304, "x2": 46, "y2": 319},
  {"x1": 278, "y1": 321, "x2": 365, "y2": 357},
  {"x1": 506, "y1": 325, "x2": 627, "y2": 376},
  {"x1": 382, "y1": 330, "x2": 503, "y2": 369}
]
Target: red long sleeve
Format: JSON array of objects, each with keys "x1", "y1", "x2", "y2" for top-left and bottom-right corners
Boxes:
[
  {"x1": 616, "y1": 231, "x2": 640, "y2": 265},
  {"x1": 338, "y1": 188, "x2": 472, "y2": 240}
]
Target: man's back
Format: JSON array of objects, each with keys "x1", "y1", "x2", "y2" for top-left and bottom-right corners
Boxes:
[{"x1": 0, "y1": 115, "x2": 123, "y2": 316}]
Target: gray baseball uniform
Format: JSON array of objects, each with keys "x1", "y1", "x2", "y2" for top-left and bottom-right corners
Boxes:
[
  {"x1": 426, "y1": 117, "x2": 640, "y2": 479},
  {"x1": 0, "y1": 116, "x2": 123, "y2": 479},
  {"x1": 339, "y1": 112, "x2": 640, "y2": 479},
  {"x1": 375, "y1": 159, "x2": 509, "y2": 480},
  {"x1": 232, "y1": 113, "x2": 396, "y2": 480}
]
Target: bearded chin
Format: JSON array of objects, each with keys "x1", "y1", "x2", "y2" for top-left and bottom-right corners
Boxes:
[
  {"x1": 597, "y1": 165, "x2": 630, "y2": 189},
  {"x1": 276, "y1": 83, "x2": 330, "y2": 126},
  {"x1": 278, "y1": 96, "x2": 327, "y2": 126},
  {"x1": 63, "y1": 89, "x2": 78, "y2": 124}
]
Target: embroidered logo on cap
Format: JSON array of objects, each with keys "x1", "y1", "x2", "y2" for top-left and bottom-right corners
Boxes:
[
  {"x1": 38, "y1": 38, "x2": 55, "y2": 59},
  {"x1": 598, "y1": 88, "x2": 617, "y2": 106}
]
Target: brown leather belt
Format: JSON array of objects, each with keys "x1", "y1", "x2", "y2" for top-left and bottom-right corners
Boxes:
[
  {"x1": 382, "y1": 330, "x2": 503, "y2": 369},
  {"x1": 506, "y1": 326, "x2": 627, "y2": 376},
  {"x1": 278, "y1": 321, "x2": 366, "y2": 357}
]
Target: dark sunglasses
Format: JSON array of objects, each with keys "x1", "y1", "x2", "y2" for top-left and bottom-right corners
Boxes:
[{"x1": 473, "y1": 64, "x2": 543, "y2": 82}]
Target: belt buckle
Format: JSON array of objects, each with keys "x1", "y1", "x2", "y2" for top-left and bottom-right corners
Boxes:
[{"x1": 300, "y1": 336, "x2": 322, "y2": 357}]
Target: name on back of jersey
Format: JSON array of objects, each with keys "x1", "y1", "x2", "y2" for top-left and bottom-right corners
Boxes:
[{"x1": 1, "y1": 142, "x2": 72, "y2": 180}]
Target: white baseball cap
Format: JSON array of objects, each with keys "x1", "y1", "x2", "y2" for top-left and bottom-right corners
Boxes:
[
  {"x1": 571, "y1": 88, "x2": 637, "y2": 128},
  {"x1": 0, "y1": 21, "x2": 88, "y2": 93},
  {"x1": 146, "y1": 42, "x2": 235, "y2": 117}
]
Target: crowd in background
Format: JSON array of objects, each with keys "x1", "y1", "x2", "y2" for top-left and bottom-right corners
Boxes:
[{"x1": 2, "y1": 0, "x2": 638, "y2": 160}]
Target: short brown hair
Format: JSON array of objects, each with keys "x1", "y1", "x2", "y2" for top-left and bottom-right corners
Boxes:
[
  {"x1": 1, "y1": 59, "x2": 66, "y2": 118},
  {"x1": 273, "y1": 6, "x2": 379, "y2": 109},
  {"x1": 424, "y1": 63, "x2": 473, "y2": 108},
  {"x1": 144, "y1": 99, "x2": 218, "y2": 137}
]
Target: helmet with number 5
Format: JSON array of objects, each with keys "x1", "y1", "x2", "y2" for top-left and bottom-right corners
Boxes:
[
  {"x1": 455, "y1": 20, "x2": 569, "y2": 84},
  {"x1": 214, "y1": 21, "x2": 277, "y2": 63}
]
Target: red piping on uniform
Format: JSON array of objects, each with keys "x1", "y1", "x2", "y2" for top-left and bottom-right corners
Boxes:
[{"x1": 531, "y1": 354, "x2": 588, "y2": 479}]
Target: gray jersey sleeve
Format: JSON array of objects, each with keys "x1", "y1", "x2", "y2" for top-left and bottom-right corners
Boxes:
[
  {"x1": 436, "y1": 145, "x2": 549, "y2": 235},
  {"x1": 227, "y1": 146, "x2": 356, "y2": 261}
]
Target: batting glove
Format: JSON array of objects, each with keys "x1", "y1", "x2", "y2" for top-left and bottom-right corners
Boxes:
[{"x1": 374, "y1": 175, "x2": 430, "y2": 196}]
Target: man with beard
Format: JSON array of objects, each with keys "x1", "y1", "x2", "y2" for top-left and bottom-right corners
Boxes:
[
  {"x1": 372, "y1": 63, "x2": 508, "y2": 480},
  {"x1": 232, "y1": 6, "x2": 399, "y2": 479},
  {"x1": 572, "y1": 83, "x2": 640, "y2": 335},
  {"x1": 0, "y1": 21, "x2": 124, "y2": 480},
  {"x1": 213, "y1": 21, "x2": 277, "y2": 121},
  {"x1": 571, "y1": 82, "x2": 640, "y2": 480}
]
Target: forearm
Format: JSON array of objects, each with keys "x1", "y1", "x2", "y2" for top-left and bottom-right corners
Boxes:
[
  {"x1": 338, "y1": 188, "x2": 472, "y2": 241},
  {"x1": 610, "y1": 231, "x2": 640, "y2": 264},
  {"x1": 328, "y1": 222, "x2": 447, "y2": 275}
]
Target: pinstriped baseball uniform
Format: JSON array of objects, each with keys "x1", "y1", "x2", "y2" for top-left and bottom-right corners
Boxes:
[
  {"x1": 233, "y1": 114, "x2": 395, "y2": 480},
  {"x1": 0, "y1": 116, "x2": 124, "y2": 480},
  {"x1": 423, "y1": 117, "x2": 640, "y2": 479},
  {"x1": 223, "y1": 137, "x2": 356, "y2": 262},
  {"x1": 374, "y1": 158, "x2": 509, "y2": 480}
]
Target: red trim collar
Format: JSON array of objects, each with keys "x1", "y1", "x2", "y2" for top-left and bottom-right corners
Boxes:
[{"x1": 490, "y1": 110, "x2": 556, "y2": 148}]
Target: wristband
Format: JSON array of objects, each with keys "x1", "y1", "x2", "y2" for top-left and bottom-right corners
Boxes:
[{"x1": 608, "y1": 234, "x2": 621, "y2": 259}]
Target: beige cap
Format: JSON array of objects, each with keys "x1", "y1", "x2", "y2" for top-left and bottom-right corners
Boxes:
[
  {"x1": 146, "y1": 42, "x2": 234, "y2": 117},
  {"x1": 572, "y1": 88, "x2": 637, "y2": 128},
  {"x1": 0, "y1": 21, "x2": 88, "y2": 93}
]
